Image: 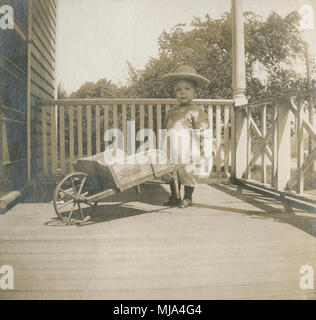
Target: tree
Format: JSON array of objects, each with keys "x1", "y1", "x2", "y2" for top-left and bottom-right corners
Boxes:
[
  {"x1": 127, "y1": 11, "x2": 305, "y2": 102},
  {"x1": 57, "y1": 81, "x2": 68, "y2": 99},
  {"x1": 70, "y1": 78, "x2": 121, "y2": 98}
]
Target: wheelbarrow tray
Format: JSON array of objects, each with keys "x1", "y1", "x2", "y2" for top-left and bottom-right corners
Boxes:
[{"x1": 73, "y1": 149, "x2": 183, "y2": 193}]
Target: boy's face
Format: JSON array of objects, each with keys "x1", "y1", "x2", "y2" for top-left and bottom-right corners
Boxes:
[{"x1": 174, "y1": 80, "x2": 196, "y2": 105}]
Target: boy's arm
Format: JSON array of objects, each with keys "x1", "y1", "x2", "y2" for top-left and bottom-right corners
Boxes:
[
  {"x1": 191, "y1": 108, "x2": 209, "y2": 130},
  {"x1": 191, "y1": 108, "x2": 212, "y2": 157}
]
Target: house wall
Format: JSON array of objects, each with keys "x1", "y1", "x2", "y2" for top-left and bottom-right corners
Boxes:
[
  {"x1": 0, "y1": 0, "x2": 28, "y2": 192},
  {"x1": 0, "y1": 0, "x2": 56, "y2": 194},
  {"x1": 28, "y1": 0, "x2": 57, "y2": 180}
]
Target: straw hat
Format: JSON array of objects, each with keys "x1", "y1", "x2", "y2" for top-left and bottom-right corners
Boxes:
[{"x1": 162, "y1": 65, "x2": 210, "y2": 87}]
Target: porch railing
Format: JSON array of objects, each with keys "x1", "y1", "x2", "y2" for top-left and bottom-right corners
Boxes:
[
  {"x1": 36, "y1": 98, "x2": 235, "y2": 180},
  {"x1": 36, "y1": 89, "x2": 316, "y2": 201},
  {"x1": 235, "y1": 88, "x2": 316, "y2": 199}
]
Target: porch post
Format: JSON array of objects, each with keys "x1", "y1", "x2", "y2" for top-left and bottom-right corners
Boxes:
[
  {"x1": 27, "y1": 0, "x2": 33, "y2": 182},
  {"x1": 232, "y1": 0, "x2": 248, "y2": 179},
  {"x1": 275, "y1": 97, "x2": 291, "y2": 191}
]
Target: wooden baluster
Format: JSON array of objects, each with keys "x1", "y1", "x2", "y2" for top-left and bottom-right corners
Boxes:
[
  {"x1": 148, "y1": 104, "x2": 154, "y2": 148},
  {"x1": 113, "y1": 104, "x2": 118, "y2": 129},
  {"x1": 275, "y1": 97, "x2": 291, "y2": 191},
  {"x1": 164, "y1": 104, "x2": 171, "y2": 157},
  {"x1": 309, "y1": 92, "x2": 315, "y2": 172},
  {"x1": 246, "y1": 109, "x2": 251, "y2": 180},
  {"x1": 77, "y1": 105, "x2": 83, "y2": 158},
  {"x1": 42, "y1": 106, "x2": 48, "y2": 176},
  {"x1": 140, "y1": 104, "x2": 145, "y2": 147},
  {"x1": 122, "y1": 104, "x2": 127, "y2": 159},
  {"x1": 230, "y1": 106, "x2": 236, "y2": 177},
  {"x1": 129, "y1": 104, "x2": 136, "y2": 157},
  {"x1": 103, "y1": 105, "x2": 109, "y2": 149},
  {"x1": 297, "y1": 98, "x2": 304, "y2": 193},
  {"x1": 59, "y1": 105, "x2": 65, "y2": 174},
  {"x1": 216, "y1": 105, "x2": 221, "y2": 176},
  {"x1": 51, "y1": 106, "x2": 57, "y2": 175},
  {"x1": 164, "y1": 104, "x2": 170, "y2": 147},
  {"x1": 224, "y1": 105, "x2": 230, "y2": 177},
  {"x1": 207, "y1": 105, "x2": 214, "y2": 174},
  {"x1": 157, "y1": 104, "x2": 161, "y2": 149},
  {"x1": 271, "y1": 104, "x2": 277, "y2": 187},
  {"x1": 96, "y1": 105, "x2": 100, "y2": 154},
  {"x1": 165, "y1": 104, "x2": 170, "y2": 119},
  {"x1": 87, "y1": 105, "x2": 92, "y2": 156},
  {"x1": 261, "y1": 104, "x2": 267, "y2": 184},
  {"x1": 69, "y1": 106, "x2": 74, "y2": 171},
  {"x1": 130, "y1": 104, "x2": 136, "y2": 122}
]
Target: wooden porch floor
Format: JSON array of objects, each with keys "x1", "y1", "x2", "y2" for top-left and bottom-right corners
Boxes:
[{"x1": 1, "y1": 182, "x2": 316, "y2": 300}]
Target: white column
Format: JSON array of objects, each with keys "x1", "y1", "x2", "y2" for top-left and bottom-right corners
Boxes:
[
  {"x1": 232, "y1": 0, "x2": 248, "y2": 106},
  {"x1": 232, "y1": 0, "x2": 248, "y2": 179}
]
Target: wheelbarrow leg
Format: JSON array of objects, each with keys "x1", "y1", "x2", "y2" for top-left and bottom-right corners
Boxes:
[
  {"x1": 171, "y1": 170, "x2": 181, "y2": 201},
  {"x1": 177, "y1": 173, "x2": 181, "y2": 196},
  {"x1": 135, "y1": 185, "x2": 141, "y2": 194}
]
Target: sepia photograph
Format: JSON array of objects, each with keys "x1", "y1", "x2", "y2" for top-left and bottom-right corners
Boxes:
[{"x1": 0, "y1": 0, "x2": 316, "y2": 303}]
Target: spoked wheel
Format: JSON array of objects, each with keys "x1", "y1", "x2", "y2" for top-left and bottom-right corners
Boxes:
[{"x1": 53, "y1": 172, "x2": 97, "y2": 225}]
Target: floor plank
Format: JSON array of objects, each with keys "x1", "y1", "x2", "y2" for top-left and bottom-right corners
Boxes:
[{"x1": 0, "y1": 183, "x2": 316, "y2": 299}]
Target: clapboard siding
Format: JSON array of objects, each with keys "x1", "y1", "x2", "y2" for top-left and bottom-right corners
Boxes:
[
  {"x1": 38, "y1": 0, "x2": 56, "y2": 35},
  {"x1": 0, "y1": 4, "x2": 28, "y2": 190},
  {"x1": 0, "y1": 28, "x2": 28, "y2": 75},
  {"x1": 32, "y1": 3, "x2": 55, "y2": 52},
  {"x1": 33, "y1": 0, "x2": 56, "y2": 42},
  {"x1": 31, "y1": 27, "x2": 55, "y2": 68},
  {"x1": 0, "y1": 56, "x2": 27, "y2": 85},
  {"x1": 50, "y1": 0, "x2": 57, "y2": 14},
  {"x1": 29, "y1": 0, "x2": 56, "y2": 180},
  {"x1": 30, "y1": 82, "x2": 54, "y2": 100},
  {"x1": 31, "y1": 14, "x2": 55, "y2": 63},
  {"x1": 30, "y1": 43, "x2": 54, "y2": 77},
  {"x1": 30, "y1": 54, "x2": 54, "y2": 85},
  {"x1": 31, "y1": 70, "x2": 54, "y2": 97},
  {"x1": 0, "y1": 0, "x2": 56, "y2": 192}
]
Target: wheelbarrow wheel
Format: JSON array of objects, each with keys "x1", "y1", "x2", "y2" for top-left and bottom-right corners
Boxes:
[{"x1": 53, "y1": 172, "x2": 93, "y2": 225}]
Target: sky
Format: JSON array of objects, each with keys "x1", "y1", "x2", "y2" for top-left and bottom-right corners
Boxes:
[{"x1": 55, "y1": 0, "x2": 316, "y2": 95}]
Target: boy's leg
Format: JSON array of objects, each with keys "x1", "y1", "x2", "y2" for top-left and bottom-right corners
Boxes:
[
  {"x1": 179, "y1": 185, "x2": 194, "y2": 208},
  {"x1": 163, "y1": 171, "x2": 181, "y2": 206},
  {"x1": 163, "y1": 180, "x2": 181, "y2": 206},
  {"x1": 184, "y1": 186, "x2": 194, "y2": 200}
]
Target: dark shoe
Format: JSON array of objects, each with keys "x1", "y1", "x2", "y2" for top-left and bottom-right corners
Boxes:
[
  {"x1": 184, "y1": 186, "x2": 194, "y2": 199},
  {"x1": 164, "y1": 196, "x2": 181, "y2": 206},
  {"x1": 178, "y1": 198, "x2": 193, "y2": 208}
]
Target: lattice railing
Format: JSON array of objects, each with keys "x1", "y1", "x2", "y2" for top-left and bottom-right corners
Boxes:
[{"x1": 236, "y1": 88, "x2": 316, "y2": 196}]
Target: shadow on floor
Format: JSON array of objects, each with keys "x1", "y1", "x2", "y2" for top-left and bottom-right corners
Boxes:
[
  {"x1": 44, "y1": 182, "x2": 173, "y2": 227},
  {"x1": 23, "y1": 181, "x2": 171, "y2": 205},
  {"x1": 37, "y1": 180, "x2": 316, "y2": 237},
  {"x1": 22, "y1": 182, "x2": 57, "y2": 203},
  {"x1": 206, "y1": 183, "x2": 316, "y2": 238},
  {"x1": 45, "y1": 200, "x2": 174, "y2": 227}
]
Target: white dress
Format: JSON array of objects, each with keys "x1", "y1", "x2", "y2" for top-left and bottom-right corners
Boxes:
[{"x1": 162, "y1": 104, "x2": 212, "y2": 186}]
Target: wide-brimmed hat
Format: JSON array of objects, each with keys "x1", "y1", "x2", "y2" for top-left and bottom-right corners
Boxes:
[{"x1": 162, "y1": 65, "x2": 210, "y2": 87}]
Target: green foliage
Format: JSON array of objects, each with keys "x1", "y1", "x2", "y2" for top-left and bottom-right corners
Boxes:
[
  {"x1": 70, "y1": 78, "x2": 122, "y2": 98},
  {"x1": 67, "y1": 11, "x2": 306, "y2": 103},
  {"x1": 127, "y1": 11, "x2": 305, "y2": 102},
  {"x1": 57, "y1": 81, "x2": 68, "y2": 99}
]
